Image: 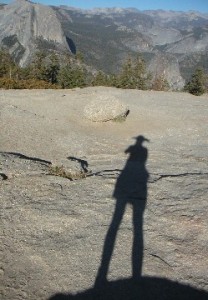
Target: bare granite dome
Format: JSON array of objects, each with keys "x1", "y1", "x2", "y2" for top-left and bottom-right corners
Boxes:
[
  {"x1": 0, "y1": 0, "x2": 68, "y2": 66},
  {"x1": 1, "y1": 87, "x2": 208, "y2": 300}
]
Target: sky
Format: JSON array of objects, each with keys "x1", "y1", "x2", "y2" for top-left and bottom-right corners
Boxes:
[{"x1": 1, "y1": 0, "x2": 208, "y2": 13}]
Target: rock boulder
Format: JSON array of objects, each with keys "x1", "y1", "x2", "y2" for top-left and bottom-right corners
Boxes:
[{"x1": 83, "y1": 95, "x2": 129, "y2": 122}]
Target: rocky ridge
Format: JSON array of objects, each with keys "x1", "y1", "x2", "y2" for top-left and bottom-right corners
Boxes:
[
  {"x1": 0, "y1": 1, "x2": 208, "y2": 88},
  {"x1": 52, "y1": 5, "x2": 208, "y2": 89}
]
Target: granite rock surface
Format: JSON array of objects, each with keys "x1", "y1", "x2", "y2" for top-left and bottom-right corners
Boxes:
[{"x1": 0, "y1": 87, "x2": 208, "y2": 300}]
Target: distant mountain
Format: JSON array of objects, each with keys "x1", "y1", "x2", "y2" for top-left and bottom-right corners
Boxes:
[{"x1": 0, "y1": 0, "x2": 208, "y2": 89}]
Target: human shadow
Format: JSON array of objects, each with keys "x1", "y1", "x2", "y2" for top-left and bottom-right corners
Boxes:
[
  {"x1": 47, "y1": 136, "x2": 208, "y2": 300},
  {"x1": 95, "y1": 135, "x2": 149, "y2": 285},
  {"x1": 49, "y1": 277, "x2": 208, "y2": 300}
]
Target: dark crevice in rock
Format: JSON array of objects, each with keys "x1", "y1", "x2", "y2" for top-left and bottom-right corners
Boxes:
[
  {"x1": 150, "y1": 172, "x2": 208, "y2": 183},
  {"x1": 0, "y1": 173, "x2": 8, "y2": 180},
  {"x1": 88, "y1": 169, "x2": 122, "y2": 179},
  {"x1": 0, "y1": 152, "x2": 51, "y2": 165},
  {"x1": 1, "y1": 153, "x2": 207, "y2": 184},
  {"x1": 88, "y1": 170, "x2": 208, "y2": 182}
]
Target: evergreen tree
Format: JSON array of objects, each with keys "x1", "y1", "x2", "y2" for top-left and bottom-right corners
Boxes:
[
  {"x1": 152, "y1": 74, "x2": 170, "y2": 91},
  {"x1": 29, "y1": 51, "x2": 48, "y2": 81},
  {"x1": 44, "y1": 53, "x2": 60, "y2": 84},
  {"x1": 108, "y1": 74, "x2": 118, "y2": 87},
  {"x1": 184, "y1": 68, "x2": 206, "y2": 96},
  {"x1": 117, "y1": 57, "x2": 134, "y2": 89},
  {"x1": 58, "y1": 64, "x2": 86, "y2": 89},
  {"x1": 132, "y1": 55, "x2": 148, "y2": 90},
  {"x1": 75, "y1": 51, "x2": 84, "y2": 63},
  {"x1": 0, "y1": 50, "x2": 17, "y2": 78},
  {"x1": 116, "y1": 54, "x2": 149, "y2": 90},
  {"x1": 91, "y1": 71, "x2": 109, "y2": 86},
  {"x1": 16, "y1": 65, "x2": 32, "y2": 80}
]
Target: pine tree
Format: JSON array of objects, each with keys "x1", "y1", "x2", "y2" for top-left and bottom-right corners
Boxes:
[
  {"x1": 184, "y1": 68, "x2": 206, "y2": 96},
  {"x1": 117, "y1": 57, "x2": 134, "y2": 89},
  {"x1": 0, "y1": 50, "x2": 17, "y2": 78},
  {"x1": 152, "y1": 74, "x2": 170, "y2": 91},
  {"x1": 29, "y1": 51, "x2": 48, "y2": 81},
  {"x1": 91, "y1": 71, "x2": 109, "y2": 86},
  {"x1": 116, "y1": 54, "x2": 149, "y2": 90},
  {"x1": 75, "y1": 51, "x2": 84, "y2": 63},
  {"x1": 132, "y1": 55, "x2": 147, "y2": 90},
  {"x1": 58, "y1": 64, "x2": 86, "y2": 89},
  {"x1": 44, "y1": 53, "x2": 60, "y2": 84}
]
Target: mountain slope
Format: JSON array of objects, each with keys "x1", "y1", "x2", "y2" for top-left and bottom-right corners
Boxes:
[
  {"x1": 54, "y1": 6, "x2": 208, "y2": 89},
  {"x1": 0, "y1": 1, "x2": 207, "y2": 89}
]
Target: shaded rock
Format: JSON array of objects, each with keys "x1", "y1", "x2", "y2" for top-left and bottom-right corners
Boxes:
[{"x1": 83, "y1": 95, "x2": 129, "y2": 122}]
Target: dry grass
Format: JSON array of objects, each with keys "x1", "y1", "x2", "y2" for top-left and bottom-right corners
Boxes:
[{"x1": 48, "y1": 165, "x2": 88, "y2": 180}]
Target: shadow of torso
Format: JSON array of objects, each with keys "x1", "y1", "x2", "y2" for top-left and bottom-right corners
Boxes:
[
  {"x1": 113, "y1": 143, "x2": 149, "y2": 206},
  {"x1": 95, "y1": 138, "x2": 149, "y2": 283}
]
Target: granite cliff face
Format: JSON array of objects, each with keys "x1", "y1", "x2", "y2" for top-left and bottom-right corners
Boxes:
[
  {"x1": 0, "y1": 0, "x2": 69, "y2": 66},
  {"x1": 0, "y1": 1, "x2": 208, "y2": 88}
]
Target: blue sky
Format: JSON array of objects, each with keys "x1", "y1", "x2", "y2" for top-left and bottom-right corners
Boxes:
[{"x1": 1, "y1": 0, "x2": 208, "y2": 12}]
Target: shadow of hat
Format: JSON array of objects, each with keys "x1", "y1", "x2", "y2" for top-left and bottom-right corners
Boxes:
[{"x1": 133, "y1": 135, "x2": 150, "y2": 143}]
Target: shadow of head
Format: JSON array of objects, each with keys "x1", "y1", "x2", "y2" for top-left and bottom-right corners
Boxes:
[
  {"x1": 133, "y1": 135, "x2": 150, "y2": 144},
  {"x1": 48, "y1": 277, "x2": 208, "y2": 300}
]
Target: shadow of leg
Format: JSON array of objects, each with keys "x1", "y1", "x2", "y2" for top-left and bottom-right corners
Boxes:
[
  {"x1": 132, "y1": 201, "x2": 145, "y2": 280},
  {"x1": 95, "y1": 200, "x2": 126, "y2": 286}
]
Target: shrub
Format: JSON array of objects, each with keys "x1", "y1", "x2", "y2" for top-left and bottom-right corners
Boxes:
[{"x1": 0, "y1": 78, "x2": 59, "y2": 89}]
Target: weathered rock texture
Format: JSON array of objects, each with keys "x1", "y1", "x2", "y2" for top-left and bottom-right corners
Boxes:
[
  {"x1": 0, "y1": 87, "x2": 208, "y2": 300},
  {"x1": 83, "y1": 95, "x2": 129, "y2": 122}
]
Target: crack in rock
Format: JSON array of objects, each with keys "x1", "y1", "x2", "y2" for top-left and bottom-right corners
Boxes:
[
  {"x1": 148, "y1": 253, "x2": 173, "y2": 268},
  {"x1": 150, "y1": 172, "x2": 208, "y2": 183},
  {"x1": 0, "y1": 152, "x2": 51, "y2": 165}
]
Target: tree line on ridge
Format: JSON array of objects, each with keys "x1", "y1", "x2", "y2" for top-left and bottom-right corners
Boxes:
[{"x1": 0, "y1": 49, "x2": 207, "y2": 95}]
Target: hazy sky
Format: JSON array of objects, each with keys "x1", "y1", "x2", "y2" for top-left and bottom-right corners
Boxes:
[{"x1": 1, "y1": 0, "x2": 208, "y2": 12}]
